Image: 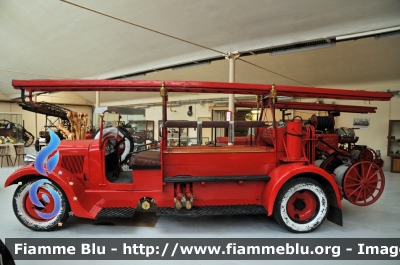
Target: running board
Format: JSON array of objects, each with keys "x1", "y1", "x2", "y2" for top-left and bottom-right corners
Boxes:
[
  {"x1": 163, "y1": 175, "x2": 270, "y2": 183},
  {"x1": 96, "y1": 207, "x2": 136, "y2": 219},
  {"x1": 157, "y1": 205, "x2": 267, "y2": 216}
]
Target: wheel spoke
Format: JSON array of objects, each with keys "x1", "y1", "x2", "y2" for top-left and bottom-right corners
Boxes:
[
  {"x1": 353, "y1": 166, "x2": 363, "y2": 180},
  {"x1": 354, "y1": 187, "x2": 363, "y2": 202},
  {"x1": 361, "y1": 164, "x2": 365, "y2": 180},
  {"x1": 365, "y1": 185, "x2": 375, "y2": 198},
  {"x1": 348, "y1": 185, "x2": 362, "y2": 198},
  {"x1": 365, "y1": 163, "x2": 372, "y2": 181},
  {"x1": 346, "y1": 183, "x2": 361, "y2": 188},
  {"x1": 366, "y1": 170, "x2": 379, "y2": 181},
  {"x1": 367, "y1": 185, "x2": 383, "y2": 192},
  {"x1": 367, "y1": 179, "x2": 381, "y2": 184},
  {"x1": 346, "y1": 175, "x2": 361, "y2": 182}
]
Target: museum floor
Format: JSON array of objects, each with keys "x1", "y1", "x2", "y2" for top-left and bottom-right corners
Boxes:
[{"x1": 0, "y1": 147, "x2": 399, "y2": 265}]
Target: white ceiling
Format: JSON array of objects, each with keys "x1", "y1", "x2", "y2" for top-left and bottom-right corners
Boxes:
[{"x1": 1, "y1": 0, "x2": 400, "y2": 104}]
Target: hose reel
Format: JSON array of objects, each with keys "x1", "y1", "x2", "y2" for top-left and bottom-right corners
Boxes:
[{"x1": 309, "y1": 114, "x2": 335, "y2": 132}]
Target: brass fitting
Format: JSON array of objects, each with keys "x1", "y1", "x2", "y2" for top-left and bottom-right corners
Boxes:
[
  {"x1": 175, "y1": 201, "x2": 182, "y2": 210},
  {"x1": 160, "y1": 81, "x2": 167, "y2": 97},
  {"x1": 141, "y1": 200, "x2": 151, "y2": 210},
  {"x1": 185, "y1": 200, "x2": 192, "y2": 210},
  {"x1": 270, "y1": 83, "x2": 277, "y2": 104}
]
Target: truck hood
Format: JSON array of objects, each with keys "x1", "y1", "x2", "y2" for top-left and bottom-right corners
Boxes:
[{"x1": 57, "y1": 139, "x2": 96, "y2": 153}]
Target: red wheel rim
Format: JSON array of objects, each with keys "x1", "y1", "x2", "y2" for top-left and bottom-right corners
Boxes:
[
  {"x1": 320, "y1": 155, "x2": 355, "y2": 172},
  {"x1": 287, "y1": 190, "x2": 318, "y2": 222},
  {"x1": 23, "y1": 188, "x2": 56, "y2": 221},
  {"x1": 319, "y1": 156, "x2": 336, "y2": 171},
  {"x1": 343, "y1": 161, "x2": 385, "y2": 206}
]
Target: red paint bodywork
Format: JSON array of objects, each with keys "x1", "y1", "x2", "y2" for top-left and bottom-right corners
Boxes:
[{"x1": 6, "y1": 80, "x2": 393, "y2": 224}]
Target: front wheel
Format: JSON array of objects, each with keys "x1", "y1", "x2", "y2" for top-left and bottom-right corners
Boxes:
[
  {"x1": 273, "y1": 177, "x2": 328, "y2": 233},
  {"x1": 13, "y1": 179, "x2": 70, "y2": 231}
]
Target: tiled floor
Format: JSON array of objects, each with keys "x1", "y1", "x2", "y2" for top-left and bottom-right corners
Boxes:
[{"x1": 0, "y1": 148, "x2": 399, "y2": 265}]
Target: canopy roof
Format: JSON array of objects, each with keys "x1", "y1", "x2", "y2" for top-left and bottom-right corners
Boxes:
[{"x1": 13, "y1": 79, "x2": 393, "y2": 101}]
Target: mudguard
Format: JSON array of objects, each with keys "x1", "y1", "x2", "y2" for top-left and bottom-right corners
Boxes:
[{"x1": 262, "y1": 163, "x2": 342, "y2": 216}]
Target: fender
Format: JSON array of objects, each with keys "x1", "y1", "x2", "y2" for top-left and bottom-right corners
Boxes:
[
  {"x1": 262, "y1": 163, "x2": 342, "y2": 215},
  {"x1": 4, "y1": 164, "x2": 94, "y2": 219}
]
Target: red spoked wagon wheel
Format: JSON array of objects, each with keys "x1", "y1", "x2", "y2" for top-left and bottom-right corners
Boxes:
[
  {"x1": 359, "y1": 148, "x2": 376, "y2": 162},
  {"x1": 343, "y1": 161, "x2": 385, "y2": 206}
]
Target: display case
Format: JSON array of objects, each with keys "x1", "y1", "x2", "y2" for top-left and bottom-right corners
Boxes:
[
  {"x1": 126, "y1": 120, "x2": 154, "y2": 144},
  {"x1": 387, "y1": 120, "x2": 400, "y2": 173},
  {"x1": 0, "y1": 113, "x2": 24, "y2": 144}
]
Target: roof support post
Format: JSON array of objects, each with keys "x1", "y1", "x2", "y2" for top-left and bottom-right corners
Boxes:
[
  {"x1": 95, "y1": 91, "x2": 100, "y2": 129},
  {"x1": 34, "y1": 94, "x2": 38, "y2": 139},
  {"x1": 225, "y1": 52, "x2": 240, "y2": 145},
  {"x1": 160, "y1": 82, "x2": 168, "y2": 149}
]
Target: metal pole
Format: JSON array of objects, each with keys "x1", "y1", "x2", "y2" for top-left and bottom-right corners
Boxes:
[
  {"x1": 95, "y1": 91, "x2": 100, "y2": 129},
  {"x1": 34, "y1": 94, "x2": 38, "y2": 138},
  {"x1": 160, "y1": 82, "x2": 168, "y2": 149},
  {"x1": 226, "y1": 52, "x2": 240, "y2": 146}
]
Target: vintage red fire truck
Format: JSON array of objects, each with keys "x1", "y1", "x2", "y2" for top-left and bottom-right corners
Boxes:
[{"x1": 5, "y1": 80, "x2": 392, "y2": 233}]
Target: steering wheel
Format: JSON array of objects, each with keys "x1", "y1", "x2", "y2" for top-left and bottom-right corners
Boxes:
[
  {"x1": 116, "y1": 126, "x2": 134, "y2": 164},
  {"x1": 94, "y1": 126, "x2": 134, "y2": 165}
]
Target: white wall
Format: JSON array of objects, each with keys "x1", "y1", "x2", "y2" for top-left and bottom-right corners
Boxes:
[{"x1": 146, "y1": 102, "x2": 213, "y2": 140}]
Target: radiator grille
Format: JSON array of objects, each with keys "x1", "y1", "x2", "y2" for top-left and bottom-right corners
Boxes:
[{"x1": 61, "y1": 155, "x2": 84, "y2": 174}]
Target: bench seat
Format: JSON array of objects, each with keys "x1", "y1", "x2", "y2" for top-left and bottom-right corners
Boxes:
[{"x1": 128, "y1": 151, "x2": 161, "y2": 169}]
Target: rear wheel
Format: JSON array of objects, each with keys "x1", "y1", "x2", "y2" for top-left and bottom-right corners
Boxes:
[
  {"x1": 13, "y1": 179, "x2": 70, "y2": 231},
  {"x1": 273, "y1": 177, "x2": 328, "y2": 233}
]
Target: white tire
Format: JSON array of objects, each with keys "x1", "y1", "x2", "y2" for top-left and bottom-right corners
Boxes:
[
  {"x1": 13, "y1": 179, "x2": 70, "y2": 231},
  {"x1": 273, "y1": 177, "x2": 328, "y2": 233}
]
